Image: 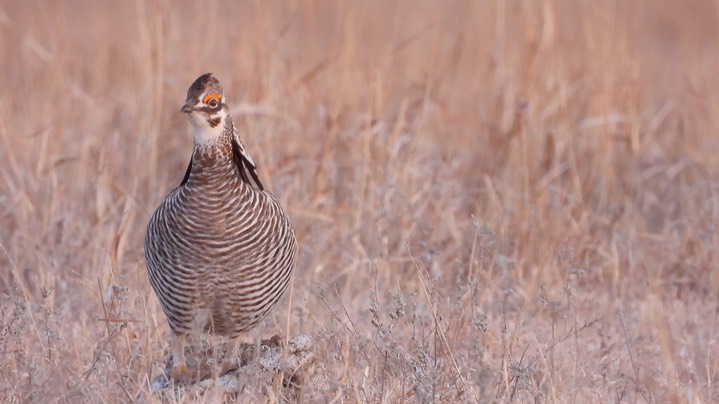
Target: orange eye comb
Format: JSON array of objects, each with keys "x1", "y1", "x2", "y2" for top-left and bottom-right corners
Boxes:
[{"x1": 202, "y1": 93, "x2": 222, "y2": 104}]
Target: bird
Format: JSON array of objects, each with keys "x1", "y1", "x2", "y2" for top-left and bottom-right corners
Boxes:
[{"x1": 144, "y1": 73, "x2": 298, "y2": 382}]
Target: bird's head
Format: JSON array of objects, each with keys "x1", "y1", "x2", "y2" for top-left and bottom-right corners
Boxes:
[{"x1": 181, "y1": 73, "x2": 230, "y2": 144}]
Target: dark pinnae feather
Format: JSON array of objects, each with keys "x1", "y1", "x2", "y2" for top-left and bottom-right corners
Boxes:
[
  {"x1": 179, "y1": 157, "x2": 192, "y2": 186},
  {"x1": 232, "y1": 138, "x2": 264, "y2": 190}
]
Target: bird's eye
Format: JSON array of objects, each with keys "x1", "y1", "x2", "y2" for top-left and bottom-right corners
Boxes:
[{"x1": 207, "y1": 98, "x2": 220, "y2": 108}]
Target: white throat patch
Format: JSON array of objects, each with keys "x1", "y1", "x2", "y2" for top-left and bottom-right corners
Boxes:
[{"x1": 187, "y1": 108, "x2": 227, "y2": 145}]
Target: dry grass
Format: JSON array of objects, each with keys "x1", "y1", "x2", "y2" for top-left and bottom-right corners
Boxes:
[{"x1": 1, "y1": 0, "x2": 719, "y2": 402}]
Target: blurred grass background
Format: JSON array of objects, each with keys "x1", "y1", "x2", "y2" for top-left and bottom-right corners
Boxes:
[{"x1": 1, "y1": 0, "x2": 719, "y2": 401}]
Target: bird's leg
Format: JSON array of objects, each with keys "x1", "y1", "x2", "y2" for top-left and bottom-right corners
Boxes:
[
  {"x1": 219, "y1": 338, "x2": 240, "y2": 375},
  {"x1": 171, "y1": 333, "x2": 191, "y2": 382}
]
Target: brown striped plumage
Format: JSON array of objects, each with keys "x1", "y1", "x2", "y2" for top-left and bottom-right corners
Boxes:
[{"x1": 144, "y1": 73, "x2": 297, "y2": 381}]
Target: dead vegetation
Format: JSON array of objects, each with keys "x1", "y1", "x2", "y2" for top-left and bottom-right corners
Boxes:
[{"x1": 1, "y1": 0, "x2": 719, "y2": 402}]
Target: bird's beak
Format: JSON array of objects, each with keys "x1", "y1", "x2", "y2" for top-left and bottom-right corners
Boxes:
[{"x1": 180, "y1": 103, "x2": 194, "y2": 113}]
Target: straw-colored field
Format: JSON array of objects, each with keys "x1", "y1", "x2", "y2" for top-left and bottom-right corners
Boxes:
[{"x1": 1, "y1": 1, "x2": 718, "y2": 402}]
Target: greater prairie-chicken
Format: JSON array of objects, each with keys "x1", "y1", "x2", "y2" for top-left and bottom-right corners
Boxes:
[{"x1": 145, "y1": 73, "x2": 297, "y2": 381}]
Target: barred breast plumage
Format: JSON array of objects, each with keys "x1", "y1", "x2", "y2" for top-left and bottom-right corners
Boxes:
[{"x1": 144, "y1": 73, "x2": 297, "y2": 382}]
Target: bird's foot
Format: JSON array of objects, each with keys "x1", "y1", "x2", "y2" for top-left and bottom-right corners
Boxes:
[
  {"x1": 171, "y1": 363, "x2": 192, "y2": 384},
  {"x1": 218, "y1": 356, "x2": 239, "y2": 375}
]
